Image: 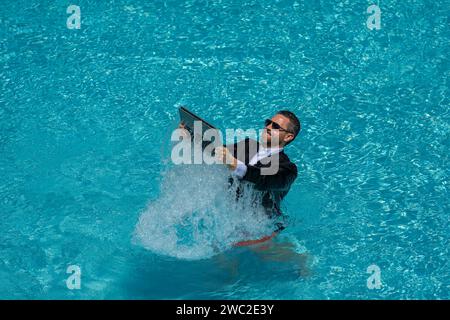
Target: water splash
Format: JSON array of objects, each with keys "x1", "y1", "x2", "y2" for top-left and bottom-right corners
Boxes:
[{"x1": 134, "y1": 163, "x2": 275, "y2": 260}]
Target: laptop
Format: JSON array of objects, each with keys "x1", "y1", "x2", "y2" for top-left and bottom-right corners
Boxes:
[{"x1": 178, "y1": 106, "x2": 219, "y2": 150}]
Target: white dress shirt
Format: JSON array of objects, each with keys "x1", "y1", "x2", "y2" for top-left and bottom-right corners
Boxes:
[{"x1": 232, "y1": 146, "x2": 283, "y2": 179}]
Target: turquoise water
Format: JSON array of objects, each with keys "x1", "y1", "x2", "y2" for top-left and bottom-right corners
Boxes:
[{"x1": 1, "y1": 0, "x2": 449, "y2": 299}]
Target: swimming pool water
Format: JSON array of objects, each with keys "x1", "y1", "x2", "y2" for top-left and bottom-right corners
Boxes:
[{"x1": 0, "y1": 0, "x2": 449, "y2": 299}]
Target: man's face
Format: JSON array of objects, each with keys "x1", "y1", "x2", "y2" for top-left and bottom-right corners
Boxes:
[{"x1": 261, "y1": 114, "x2": 295, "y2": 148}]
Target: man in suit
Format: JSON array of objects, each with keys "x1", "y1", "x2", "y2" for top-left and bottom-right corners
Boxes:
[
  {"x1": 215, "y1": 110, "x2": 301, "y2": 244},
  {"x1": 179, "y1": 110, "x2": 308, "y2": 274}
]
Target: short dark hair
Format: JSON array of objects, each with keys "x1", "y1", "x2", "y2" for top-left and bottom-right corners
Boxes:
[{"x1": 276, "y1": 110, "x2": 301, "y2": 140}]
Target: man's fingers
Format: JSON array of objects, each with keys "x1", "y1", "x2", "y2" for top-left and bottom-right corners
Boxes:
[
  {"x1": 215, "y1": 146, "x2": 225, "y2": 155},
  {"x1": 214, "y1": 147, "x2": 227, "y2": 164}
]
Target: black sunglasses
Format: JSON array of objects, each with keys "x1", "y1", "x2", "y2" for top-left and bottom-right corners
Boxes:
[{"x1": 264, "y1": 119, "x2": 294, "y2": 134}]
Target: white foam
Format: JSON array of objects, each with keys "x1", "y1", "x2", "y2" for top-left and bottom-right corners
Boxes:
[{"x1": 134, "y1": 163, "x2": 274, "y2": 260}]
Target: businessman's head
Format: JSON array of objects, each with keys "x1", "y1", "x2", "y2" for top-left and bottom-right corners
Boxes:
[{"x1": 262, "y1": 110, "x2": 301, "y2": 148}]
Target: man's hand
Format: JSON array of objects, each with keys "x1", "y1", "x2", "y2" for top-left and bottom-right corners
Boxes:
[
  {"x1": 215, "y1": 146, "x2": 238, "y2": 171},
  {"x1": 177, "y1": 121, "x2": 190, "y2": 138}
]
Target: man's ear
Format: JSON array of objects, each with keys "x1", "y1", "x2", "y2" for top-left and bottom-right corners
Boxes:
[{"x1": 284, "y1": 133, "x2": 294, "y2": 145}]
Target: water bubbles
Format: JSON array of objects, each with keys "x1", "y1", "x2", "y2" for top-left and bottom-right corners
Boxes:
[{"x1": 134, "y1": 163, "x2": 274, "y2": 260}]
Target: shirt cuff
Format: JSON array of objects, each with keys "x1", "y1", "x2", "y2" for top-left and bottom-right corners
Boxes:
[{"x1": 232, "y1": 160, "x2": 247, "y2": 179}]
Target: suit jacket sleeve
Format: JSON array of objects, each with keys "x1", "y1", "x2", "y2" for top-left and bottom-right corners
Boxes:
[
  {"x1": 243, "y1": 161, "x2": 297, "y2": 192},
  {"x1": 225, "y1": 138, "x2": 297, "y2": 191}
]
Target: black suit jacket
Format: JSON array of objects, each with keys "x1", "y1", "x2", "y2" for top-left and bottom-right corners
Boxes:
[{"x1": 227, "y1": 138, "x2": 297, "y2": 225}]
